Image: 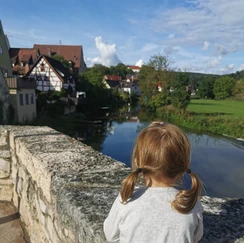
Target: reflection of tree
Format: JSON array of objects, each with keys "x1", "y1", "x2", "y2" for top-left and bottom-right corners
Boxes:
[{"x1": 75, "y1": 122, "x2": 110, "y2": 152}]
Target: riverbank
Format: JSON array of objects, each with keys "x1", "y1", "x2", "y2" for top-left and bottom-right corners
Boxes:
[{"x1": 159, "y1": 99, "x2": 244, "y2": 138}]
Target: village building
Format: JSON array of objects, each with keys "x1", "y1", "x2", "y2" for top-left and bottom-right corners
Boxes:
[
  {"x1": 125, "y1": 73, "x2": 139, "y2": 82},
  {"x1": 103, "y1": 75, "x2": 121, "y2": 89},
  {"x1": 120, "y1": 80, "x2": 138, "y2": 95},
  {"x1": 34, "y1": 44, "x2": 86, "y2": 74},
  {"x1": 0, "y1": 68, "x2": 9, "y2": 123},
  {"x1": 127, "y1": 65, "x2": 141, "y2": 73},
  {"x1": 0, "y1": 20, "x2": 12, "y2": 78},
  {"x1": 5, "y1": 77, "x2": 36, "y2": 123},
  {"x1": 9, "y1": 48, "x2": 40, "y2": 76},
  {"x1": 27, "y1": 55, "x2": 76, "y2": 97}
]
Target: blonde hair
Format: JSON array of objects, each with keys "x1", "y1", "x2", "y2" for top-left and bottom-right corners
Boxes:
[{"x1": 120, "y1": 122, "x2": 202, "y2": 214}]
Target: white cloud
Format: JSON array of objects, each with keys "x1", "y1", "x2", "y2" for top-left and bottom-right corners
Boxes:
[
  {"x1": 168, "y1": 34, "x2": 175, "y2": 39},
  {"x1": 214, "y1": 43, "x2": 228, "y2": 55},
  {"x1": 239, "y1": 64, "x2": 244, "y2": 71},
  {"x1": 141, "y1": 43, "x2": 159, "y2": 52},
  {"x1": 151, "y1": 0, "x2": 244, "y2": 53},
  {"x1": 164, "y1": 46, "x2": 176, "y2": 55},
  {"x1": 202, "y1": 41, "x2": 210, "y2": 51},
  {"x1": 86, "y1": 36, "x2": 121, "y2": 67},
  {"x1": 220, "y1": 64, "x2": 235, "y2": 74},
  {"x1": 206, "y1": 56, "x2": 222, "y2": 69},
  {"x1": 135, "y1": 59, "x2": 143, "y2": 67}
]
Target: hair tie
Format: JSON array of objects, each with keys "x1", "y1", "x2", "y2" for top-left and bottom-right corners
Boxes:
[
  {"x1": 186, "y1": 168, "x2": 191, "y2": 174},
  {"x1": 136, "y1": 168, "x2": 143, "y2": 173}
]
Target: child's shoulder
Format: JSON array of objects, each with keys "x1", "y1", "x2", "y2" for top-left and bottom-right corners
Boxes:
[{"x1": 191, "y1": 199, "x2": 204, "y2": 214}]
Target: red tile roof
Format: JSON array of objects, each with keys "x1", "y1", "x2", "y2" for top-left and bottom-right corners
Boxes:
[
  {"x1": 9, "y1": 48, "x2": 39, "y2": 63},
  {"x1": 127, "y1": 65, "x2": 141, "y2": 70},
  {"x1": 104, "y1": 75, "x2": 121, "y2": 81},
  {"x1": 33, "y1": 44, "x2": 84, "y2": 70}
]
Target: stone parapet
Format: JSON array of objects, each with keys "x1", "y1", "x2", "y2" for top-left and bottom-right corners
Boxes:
[{"x1": 0, "y1": 125, "x2": 243, "y2": 243}]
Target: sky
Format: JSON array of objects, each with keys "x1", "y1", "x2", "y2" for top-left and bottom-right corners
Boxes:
[{"x1": 1, "y1": 0, "x2": 244, "y2": 74}]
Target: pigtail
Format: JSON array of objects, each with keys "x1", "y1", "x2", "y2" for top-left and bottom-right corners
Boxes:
[
  {"x1": 171, "y1": 171, "x2": 202, "y2": 214},
  {"x1": 120, "y1": 170, "x2": 141, "y2": 204}
]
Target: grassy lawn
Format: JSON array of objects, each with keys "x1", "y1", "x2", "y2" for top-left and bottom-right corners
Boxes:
[
  {"x1": 187, "y1": 99, "x2": 244, "y2": 117},
  {"x1": 162, "y1": 99, "x2": 244, "y2": 138}
]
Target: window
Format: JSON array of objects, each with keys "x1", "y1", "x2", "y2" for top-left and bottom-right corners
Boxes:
[
  {"x1": 30, "y1": 93, "x2": 34, "y2": 104},
  {"x1": 19, "y1": 94, "x2": 24, "y2": 106},
  {"x1": 40, "y1": 63, "x2": 45, "y2": 72},
  {"x1": 25, "y1": 94, "x2": 29, "y2": 105},
  {"x1": 0, "y1": 46, "x2": 3, "y2": 55}
]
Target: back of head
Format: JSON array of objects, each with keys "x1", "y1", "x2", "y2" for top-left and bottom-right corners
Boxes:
[
  {"x1": 132, "y1": 122, "x2": 190, "y2": 180},
  {"x1": 120, "y1": 122, "x2": 202, "y2": 214}
]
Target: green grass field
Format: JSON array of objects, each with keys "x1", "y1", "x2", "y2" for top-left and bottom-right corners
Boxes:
[
  {"x1": 187, "y1": 99, "x2": 244, "y2": 118},
  {"x1": 161, "y1": 99, "x2": 244, "y2": 137}
]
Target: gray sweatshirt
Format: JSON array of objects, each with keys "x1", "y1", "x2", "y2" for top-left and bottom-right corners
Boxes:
[{"x1": 104, "y1": 187, "x2": 203, "y2": 243}]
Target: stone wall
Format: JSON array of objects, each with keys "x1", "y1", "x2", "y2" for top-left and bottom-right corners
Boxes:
[{"x1": 0, "y1": 125, "x2": 243, "y2": 243}]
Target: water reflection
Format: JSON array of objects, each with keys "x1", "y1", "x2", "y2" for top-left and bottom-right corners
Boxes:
[{"x1": 79, "y1": 119, "x2": 244, "y2": 198}]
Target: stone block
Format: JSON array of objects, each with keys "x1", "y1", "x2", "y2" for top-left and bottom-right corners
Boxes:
[
  {"x1": 19, "y1": 200, "x2": 30, "y2": 227},
  {"x1": 0, "y1": 150, "x2": 11, "y2": 158},
  {"x1": 39, "y1": 198, "x2": 47, "y2": 214},
  {"x1": 64, "y1": 228, "x2": 75, "y2": 242},
  {"x1": 0, "y1": 130, "x2": 8, "y2": 148},
  {"x1": 46, "y1": 216, "x2": 60, "y2": 243},
  {"x1": 12, "y1": 164, "x2": 18, "y2": 184},
  {"x1": 0, "y1": 158, "x2": 10, "y2": 178},
  {"x1": 40, "y1": 212, "x2": 46, "y2": 226},
  {"x1": 11, "y1": 155, "x2": 18, "y2": 165},
  {"x1": 0, "y1": 183, "x2": 13, "y2": 201}
]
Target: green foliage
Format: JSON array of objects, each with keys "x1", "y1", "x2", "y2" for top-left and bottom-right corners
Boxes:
[
  {"x1": 138, "y1": 54, "x2": 172, "y2": 110},
  {"x1": 171, "y1": 71, "x2": 189, "y2": 89},
  {"x1": 85, "y1": 66, "x2": 105, "y2": 88},
  {"x1": 110, "y1": 63, "x2": 133, "y2": 79},
  {"x1": 233, "y1": 79, "x2": 244, "y2": 100},
  {"x1": 170, "y1": 71, "x2": 190, "y2": 113},
  {"x1": 52, "y1": 54, "x2": 72, "y2": 70},
  {"x1": 214, "y1": 76, "x2": 236, "y2": 99},
  {"x1": 198, "y1": 76, "x2": 215, "y2": 99},
  {"x1": 170, "y1": 87, "x2": 190, "y2": 113}
]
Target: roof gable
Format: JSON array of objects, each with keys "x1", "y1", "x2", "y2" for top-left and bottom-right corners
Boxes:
[{"x1": 27, "y1": 55, "x2": 74, "y2": 82}]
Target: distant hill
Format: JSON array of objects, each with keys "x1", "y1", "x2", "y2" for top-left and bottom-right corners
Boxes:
[{"x1": 227, "y1": 70, "x2": 244, "y2": 80}]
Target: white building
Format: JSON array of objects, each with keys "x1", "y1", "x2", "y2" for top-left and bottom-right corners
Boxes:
[{"x1": 27, "y1": 55, "x2": 76, "y2": 97}]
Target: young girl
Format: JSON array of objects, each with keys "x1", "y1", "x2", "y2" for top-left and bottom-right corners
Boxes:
[{"x1": 104, "y1": 122, "x2": 203, "y2": 243}]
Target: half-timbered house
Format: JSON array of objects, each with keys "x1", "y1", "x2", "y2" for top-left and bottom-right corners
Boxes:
[{"x1": 27, "y1": 55, "x2": 76, "y2": 97}]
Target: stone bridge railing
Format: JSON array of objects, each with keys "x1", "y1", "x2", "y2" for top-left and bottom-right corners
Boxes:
[{"x1": 0, "y1": 126, "x2": 243, "y2": 243}]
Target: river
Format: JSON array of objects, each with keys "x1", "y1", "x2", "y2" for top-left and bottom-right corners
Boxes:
[{"x1": 76, "y1": 118, "x2": 244, "y2": 198}]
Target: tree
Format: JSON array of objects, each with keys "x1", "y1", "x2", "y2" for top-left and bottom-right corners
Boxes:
[
  {"x1": 198, "y1": 76, "x2": 215, "y2": 99},
  {"x1": 110, "y1": 63, "x2": 133, "y2": 79},
  {"x1": 85, "y1": 66, "x2": 106, "y2": 88},
  {"x1": 171, "y1": 71, "x2": 189, "y2": 89},
  {"x1": 170, "y1": 71, "x2": 190, "y2": 113},
  {"x1": 138, "y1": 54, "x2": 172, "y2": 111},
  {"x1": 213, "y1": 76, "x2": 236, "y2": 99},
  {"x1": 52, "y1": 54, "x2": 72, "y2": 70},
  {"x1": 170, "y1": 87, "x2": 190, "y2": 114},
  {"x1": 233, "y1": 79, "x2": 244, "y2": 100}
]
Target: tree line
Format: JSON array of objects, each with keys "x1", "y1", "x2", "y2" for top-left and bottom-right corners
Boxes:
[{"x1": 137, "y1": 54, "x2": 244, "y2": 115}]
